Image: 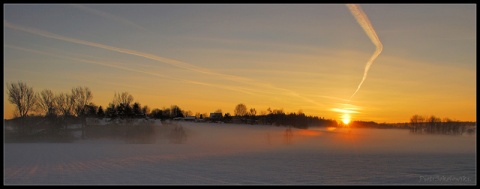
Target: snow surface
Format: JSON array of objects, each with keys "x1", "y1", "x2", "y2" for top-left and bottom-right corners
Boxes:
[{"x1": 4, "y1": 122, "x2": 476, "y2": 185}]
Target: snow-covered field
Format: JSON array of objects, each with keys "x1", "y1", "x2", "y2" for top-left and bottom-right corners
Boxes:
[{"x1": 4, "y1": 122, "x2": 476, "y2": 185}]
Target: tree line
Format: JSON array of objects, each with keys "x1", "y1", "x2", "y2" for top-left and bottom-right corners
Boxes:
[
  {"x1": 5, "y1": 81, "x2": 338, "y2": 140},
  {"x1": 229, "y1": 103, "x2": 337, "y2": 129},
  {"x1": 408, "y1": 114, "x2": 475, "y2": 135},
  {"x1": 342, "y1": 115, "x2": 475, "y2": 135}
]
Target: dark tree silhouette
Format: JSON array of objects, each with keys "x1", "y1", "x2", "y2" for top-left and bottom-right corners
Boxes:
[
  {"x1": 85, "y1": 104, "x2": 98, "y2": 117},
  {"x1": 97, "y1": 106, "x2": 105, "y2": 118},
  {"x1": 234, "y1": 103, "x2": 248, "y2": 117},
  {"x1": 170, "y1": 105, "x2": 184, "y2": 118},
  {"x1": 149, "y1": 108, "x2": 163, "y2": 119},
  {"x1": 105, "y1": 103, "x2": 117, "y2": 119},
  {"x1": 141, "y1": 105, "x2": 150, "y2": 117},
  {"x1": 409, "y1": 114, "x2": 471, "y2": 135},
  {"x1": 112, "y1": 91, "x2": 134, "y2": 107},
  {"x1": 6, "y1": 81, "x2": 38, "y2": 118},
  {"x1": 132, "y1": 102, "x2": 143, "y2": 118},
  {"x1": 6, "y1": 82, "x2": 39, "y2": 136},
  {"x1": 71, "y1": 86, "x2": 93, "y2": 139},
  {"x1": 37, "y1": 89, "x2": 57, "y2": 117},
  {"x1": 55, "y1": 92, "x2": 75, "y2": 130}
]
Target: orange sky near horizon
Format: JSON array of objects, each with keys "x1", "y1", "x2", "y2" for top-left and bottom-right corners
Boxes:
[{"x1": 4, "y1": 4, "x2": 476, "y2": 123}]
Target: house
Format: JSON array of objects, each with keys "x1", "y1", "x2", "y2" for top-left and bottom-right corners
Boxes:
[
  {"x1": 184, "y1": 116, "x2": 196, "y2": 121},
  {"x1": 85, "y1": 118, "x2": 162, "y2": 126},
  {"x1": 209, "y1": 113, "x2": 223, "y2": 119},
  {"x1": 209, "y1": 113, "x2": 223, "y2": 123}
]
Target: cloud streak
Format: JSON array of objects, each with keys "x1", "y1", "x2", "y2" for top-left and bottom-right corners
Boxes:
[
  {"x1": 4, "y1": 20, "x2": 251, "y2": 83},
  {"x1": 4, "y1": 45, "x2": 260, "y2": 96},
  {"x1": 346, "y1": 4, "x2": 383, "y2": 100},
  {"x1": 5, "y1": 20, "x2": 329, "y2": 111},
  {"x1": 70, "y1": 4, "x2": 151, "y2": 33}
]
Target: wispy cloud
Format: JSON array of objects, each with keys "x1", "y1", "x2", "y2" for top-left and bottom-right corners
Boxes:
[
  {"x1": 5, "y1": 20, "x2": 329, "y2": 110},
  {"x1": 6, "y1": 45, "x2": 260, "y2": 95},
  {"x1": 4, "y1": 20, "x2": 253, "y2": 83},
  {"x1": 70, "y1": 4, "x2": 151, "y2": 33}
]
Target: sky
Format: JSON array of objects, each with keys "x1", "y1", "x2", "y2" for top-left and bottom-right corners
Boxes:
[{"x1": 3, "y1": 4, "x2": 476, "y2": 123}]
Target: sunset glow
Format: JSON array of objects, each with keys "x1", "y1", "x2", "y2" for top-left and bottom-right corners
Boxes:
[
  {"x1": 342, "y1": 114, "x2": 351, "y2": 125},
  {"x1": 3, "y1": 4, "x2": 476, "y2": 123}
]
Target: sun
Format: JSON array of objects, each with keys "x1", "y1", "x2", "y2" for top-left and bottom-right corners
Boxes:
[{"x1": 341, "y1": 113, "x2": 351, "y2": 125}]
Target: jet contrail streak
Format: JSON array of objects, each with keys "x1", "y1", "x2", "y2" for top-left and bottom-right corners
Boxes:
[
  {"x1": 4, "y1": 20, "x2": 249, "y2": 83},
  {"x1": 5, "y1": 45, "x2": 259, "y2": 96},
  {"x1": 5, "y1": 20, "x2": 327, "y2": 109},
  {"x1": 70, "y1": 4, "x2": 151, "y2": 33},
  {"x1": 346, "y1": 4, "x2": 383, "y2": 100}
]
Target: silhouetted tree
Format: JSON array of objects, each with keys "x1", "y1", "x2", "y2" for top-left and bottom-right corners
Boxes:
[
  {"x1": 71, "y1": 86, "x2": 93, "y2": 139},
  {"x1": 149, "y1": 108, "x2": 163, "y2": 119},
  {"x1": 6, "y1": 81, "x2": 38, "y2": 118},
  {"x1": 141, "y1": 105, "x2": 150, "y2": 117},
  {"x1": 55, "y1": 92, "x2": 75, "y2": 130},
  {"x1": 183, "y1": 110, "x2": 193, "y2": 117},
  {"x1": 6, "y1": 82, "x2": 39, "y2": 135},
  {"x1": 71, "y1": 87, "x2": 93, "y2": 117},
  {"x1": 224, "y1": 113, "x2": 232, "y2": 123},
  {"x1": 112, "y1": 91, "x2": 134, "y2": 107},
  {"x1": 234, "y1": 103, "x2": 248, "y2": 117},
  {"x1": 105, "y1": 103, "x2": 117, "y2": 119},
  {"x1": 37, "y1": 89, "x2": 57, "y2": 117},
  {"x1": 56, "y1": 93, "x2": 73, "y2": 117},
  {"x1": 162, "y1": 107, "x2": 172, "y2": 118},
  {"x1": 410, "y1": 114, "x2": 425, "y2": 133},
  {"x1": 116, "y1": 103, "x2": 133, "y2": 119},
  {"x1": 85, "y1": 104, "x2": 98, "y2": 117},
  {"x1": 35, "y1": 89, "x2": 63, "y2": 135},
  {"x1": 132, "y1": 102, "x2": 143, "y2": 118},
  {"x1": 248, "y1": 108, "x2": 257, "y2": 124},
  {"x1": 409, "y1": 114, "x2": 470, "y2": 135},
  {"x1": 426, "y1": 115, "x2": 441, "y2": 133},
  {"x1": 170, "y1": 105, "x2": 184, "y2": 118},
  {"x1": 97, "y1": 106, "x2": 105, "y2": 118},
  {"x1": 249, "y1": 108, "x2": 256, "y2": 116}
]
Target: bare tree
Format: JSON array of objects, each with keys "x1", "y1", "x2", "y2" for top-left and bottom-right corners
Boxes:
[
  {"x1": 6, "y1": 82, "x2": 38, "y2": 118},
  {"x1": 183, "y1": 110, "x2": 193, "y2": 117},
  {"x1": 71, "y1": 86, "x2": 93, "y2": 139},
  {"x1": 56, "y1": 92, "x2": 74, "y2": 118},
  {"x1": 234, "y1": 103, "x2": 248, "y2": 117},
  {"x1": 71, "y1": 87, "x2": 93, "y2": 117},
  {"x1": 141, "y1": 105, "x2": 150, "y2": 117},
  {"x1": 37, "y1": 89, "x2": 57, "y2": 116},
  {"x1": 410, "y1": 114, "x2": 424, "y2": 133},
  {"x1": 249, "y1": 108, "x2": 257, "y2": 116},
  {"x1": 410, "y1": 114, "x2": 425, "y2": 125},
  {"x1": 112, "y1": 91, "x2": 134, "y2": 107}
]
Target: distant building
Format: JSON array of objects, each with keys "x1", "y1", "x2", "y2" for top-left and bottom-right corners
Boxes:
[
  {"x1": 184, "y1": 116, "x2": 196, "y2": 121},
  {"x1": 86, "y1": 118, "x2": 162, "y2": 126},
  {"x1": 210, "y1": 113, "x2": 223, "y2": 119},
  {"x1": 209, "y1": 112, "x2": 223, "y2": 123}
]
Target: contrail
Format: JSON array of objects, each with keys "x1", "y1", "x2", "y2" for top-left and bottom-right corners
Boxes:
[
  {"x1": 3, "y1": 20, "x2": 249, "y2": 83},
  {"x1": 70, "y1": 4, "x2": 151, "y2": 33},
  {"x1": 346, "y1": 4, "x2": 383, "y2": 100},
  {"x1": 5, "y1": 20, "x2": 328, "y2": 109},
  {"x1": 5, "y1": 45, "x2": 258, "y2": 96}
]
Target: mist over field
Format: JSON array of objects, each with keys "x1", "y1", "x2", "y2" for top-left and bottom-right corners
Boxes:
[
  {"x1": 4, "y1": 121, "x2": 476, "y2": 185},
  {"x1": 4, "y1": 4, "x2": 476, "y2": 185}
]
